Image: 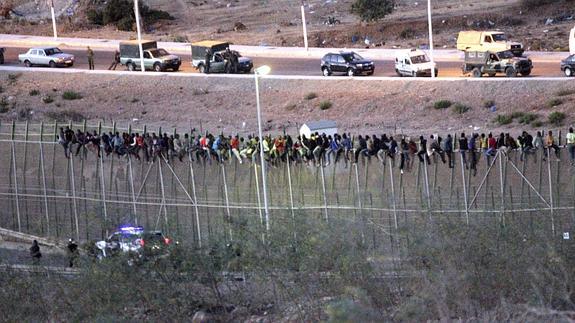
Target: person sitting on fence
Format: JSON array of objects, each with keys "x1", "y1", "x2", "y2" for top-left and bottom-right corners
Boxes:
[
  {"x1": 75, "y1": 129, "x2": 87, "y2": 158},
  {"x1": 545, "y1": 130, "x2": 560, "y2": 161},
  {"x1": 468, "y1": 133, "x2": 478, "y2": 177},
  {"x1": 459, "y1": 133, "x2": 468, "y2": 169},
  {"x1": 417, "y1": 135, "x2": 430, "y2": 165},
  {"x1": 567, "y1": 127, "x2": 575, "y2": 165},
  {"x1": 429, "y1": 134, "x2": 446, "y2": 164},
  {"x1": 58, "y1": 127, "x2": 70, "y2": 158}
]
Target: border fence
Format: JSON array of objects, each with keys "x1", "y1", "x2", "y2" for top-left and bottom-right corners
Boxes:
[{"x1": 0, "y1": 121, "x2": 574, "y2": 250}]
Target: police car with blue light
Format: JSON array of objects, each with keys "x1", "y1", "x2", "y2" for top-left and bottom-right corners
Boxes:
[{"x1": 95, "y1": 226, "x2": 172, "y2": 260}]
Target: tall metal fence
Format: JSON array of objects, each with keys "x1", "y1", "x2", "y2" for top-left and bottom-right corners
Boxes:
[{"x1": 0, "y1": 121, "x2": 574, "y2": 248}]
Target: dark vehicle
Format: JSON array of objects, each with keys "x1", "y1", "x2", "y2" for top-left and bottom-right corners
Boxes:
[
  {"x1": 95, "y1": 226, "x2": 171, "y2": 260},
  {"x1": 561, "y1": 54, "x2": 575, "y2": 77},
  {"x1": 191, "y1": 40, "x2": 253, "y2": 74},
  {"x1": 321, "y1": 51, "x2": 375, "y2": 76},
  {"x1": 462, "y1": 50, "x2": 532, "y2": 78},
  {"x1": 0, "y1": 47, "x2": 4, "y2": 64},
  {"x1": 119, "y1": 40, "x2": 181, "y2": 72}
]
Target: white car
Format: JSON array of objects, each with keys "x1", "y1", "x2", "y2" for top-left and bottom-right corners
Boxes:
[
  {"x1": 394, "y1": 49, "x2": 438, "y2": 77},
  {"x1": 18, "y1": 47, "x2": 75, "y2": 68}
]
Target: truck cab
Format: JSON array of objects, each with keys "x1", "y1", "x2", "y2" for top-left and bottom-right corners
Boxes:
[
  {"x1": 394, "y1": 49, "x2": 438, "y2": 77},
  {"x1": 457, "y1": 31, "x2": 524, "y2": 57},
  {"x1": 119, "y1": 40, "x2": 181, "y2": 72}
]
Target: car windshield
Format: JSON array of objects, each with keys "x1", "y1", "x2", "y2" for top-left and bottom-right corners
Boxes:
[
  {"x1": 149, "y1": 49, "x2": 169, "y2": 57},
  {"x1": 410, "y1": 55, "x2": 430, "y2": 64},
  {"x1": 492, "y1": 34, "x2": 507, "y2": 42},
  {"x1": 497, "y1": 51, "x2": 514, "y2": 59},
  {"x1": 342, "y1": 52, "x2": 364, "y2": 62},
  {"x1": 45, "y1": 48, "x2": 63, "y2": 55}
]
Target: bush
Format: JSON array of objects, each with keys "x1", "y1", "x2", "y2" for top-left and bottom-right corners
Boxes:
[
  {"x1": 433, "y1": 100, "x2": 452, "y2": 110},
  {"x1": 518, "y1": 113, "x2": 539, "y2": 124},
  {"x1": 531, "y1": 120, "x2": 544, "y2": 128},
  {"x1": 42, "y1": 95, "x2": 54, "y2": 104},
  {"x1": 452, "y1": 103, "x2": 470, "y2": 114},
  {"x1": 304, "y1": 92, "x2": 317, "y2": 100},
  {"x1": 548, "y1": 111, "x2": 566, "y2": 126},
  {"x1": 522, "y1": 0, "x2": 554, "y2": 9},
  {"x1": 62, "y1": 91, "x2": 83, "y2": 100},
  {"x1": 29, "y1": 89, "x2": 40, "y2": 96},
  {"x1": 351, "y1": 0, "x2": 395, "y2": 22},
  {"x1": 86, "y1": 9, "x2": 104, "y2": 25},
  {"x1": 546, "y1": 98, "x2": 563, "y2": 108},
  {"x1": 494, "y1": 114, "x2": 513, "y2": 125},
  {"x1": 399, "y1": 27, "x2": 415, "y2": 39},
  {"x1": 319, "y1": 100, "x2": 333, "y2": 110},
  {"x1": 510, "y1": 111, "x2": 525, "y2": 119},
  {"x1": 45, "y1": 110, "x2": 86, "y2": 122}
]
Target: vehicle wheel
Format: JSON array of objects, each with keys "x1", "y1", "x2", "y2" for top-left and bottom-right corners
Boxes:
[
  {"x1": 173, "y1": 66, "x2": 179, "y2": 72},
  {"x1": 521, "y1": 69, "x2": 531, "y2": 77},
  {"x1": 505, "y1": 67, "x2": 517, "y2": 78},
  {"x1": 367, "y1": 71, "x2": 374, "y2": 76},
  {"x1": 472, "y1": 68, "x2": 482, "y2": 78},
  {"x1": 24, "y1": 60, "x2": 31, "y2": 67},
  {"x1": 395, "y1": 68, "x2": 402, "y2": 77},
  {"x1": 322, "y1": 67, "x2": 331, "y2": 76},
  {"x1": 411, "y1": 71, "x2": 416, "y2": 77},
  {"x1": 153, "y1": 63, "x2": 162, "y2": 72},
  {"x1": 68, "y1": 62, "x2": 74, "y2": 67},
  {"x1": 564, "y1": 67, "x2": 572, "y2": 77},
  {"x1": 488, "y1": 73, "x2": 496, "y2": 77},
  {"x1": 49, "y1": 61, "x2": 56, "y2": 68},
  {"x1": 198, "y1": 64, "x2": 205, "y2": 74},
  {"x1": 347, "y1": 68, "x2": 355, "y2": 77},
  {"x1": 128, "y1": 63, "x2": 136, "y2": 72}
]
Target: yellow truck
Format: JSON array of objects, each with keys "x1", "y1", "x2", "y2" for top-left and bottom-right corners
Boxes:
[{"x1": 457, "y1": 31, "x2": 524, "y2": 56}]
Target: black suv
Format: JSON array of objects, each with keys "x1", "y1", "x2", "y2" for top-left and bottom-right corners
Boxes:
[
  {"x1": 561, "y1": 54, "x2": 575, "y2": 77},
  {"x1": 321, "y1": 51, "x2": 375, "y2": 76}
]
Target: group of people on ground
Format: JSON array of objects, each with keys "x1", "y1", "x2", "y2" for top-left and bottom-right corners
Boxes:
[{"x1": 56, "y1": 126, "x2": 575, "y2": 174}]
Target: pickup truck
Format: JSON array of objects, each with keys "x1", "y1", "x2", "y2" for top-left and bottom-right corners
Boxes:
[
  {"x1": 462, "y1": 50, "x2": 532, "y2": 78},
  {"x1": 191, "y1": 40, "x2": 253, "y2": 74},
  {"x1": 119, "y1": 40, "x2": 181, "y2": 72},
  {"x1": 457, "y1": 31, "x2": 524, "y2": 57}
]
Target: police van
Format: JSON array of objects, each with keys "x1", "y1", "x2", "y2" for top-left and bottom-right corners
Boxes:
[{"x1": 394, "y1": 49, "x2": 438, "y2": 77}]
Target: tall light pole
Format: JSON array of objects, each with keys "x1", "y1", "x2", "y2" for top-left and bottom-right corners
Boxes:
[
  {"x1": 427, "y1": 0, "x2": 436, "y2": 78},
  {"x1": 300, "y1": 0, "x2": 309, "y2": 51},
  {"x1": 48, "y1": 0, "x2": 57, "y2": 39},
  {"x1": 134, "y1": 0, "x2": 146, "y2": 72},
  {"x1": 254, "y1": 65, "x2": 271, "y2": 232}
]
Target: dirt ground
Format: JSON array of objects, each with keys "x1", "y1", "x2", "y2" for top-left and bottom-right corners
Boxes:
[
  {"x1": 1, "y1": 0, "x2": 574, "y2": 52},
  {"x1": 1, "y1": 71, "x2": 574, "y2": 135}
]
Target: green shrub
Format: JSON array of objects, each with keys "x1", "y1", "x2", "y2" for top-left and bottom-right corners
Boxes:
[
  {"x1": 86, "y1": 9, "x2": 104, "y2": 25},
  {"x1": 304, "y1": 92, "x2": 317, "y2": 100},
  {"x1": 433, "y1": 100, "x2": 452, "y2": 110},
  {"x1": 351, "y1": 0, "x2": 395, "y2": 22},
  {"x1": 29, "y1": 89, "x2": 40, "y2": 96},
  {"x1": 62, "y1": 91, "x2": 83, "y2": 100},
  {"x1": 531, "y1": 120, "x2": 544, "y2": 128},
  {"x1": 518, "y1": 113, "x2": 538, "y2": 124},
  {"x1": 494, "y1": 114, "x2": 513, "y2": 125},
  {"x1": 510, "y1": 111, "x2": 525, "y2": 119},
  {"x1": 399, "y1": 27, "x2": 415, "y2": 39},
  {"x1": 42, "y1": 95, "x2": 54, "y2": 104},
  {"x1": 548, "y1": 111, "x2": 566, "y2": 126},
  {"x1": 546, "y1": 98, "x2": 563, "y2": 108},
  {"x1": 319, "y1": 100, "x2": 333, "y2": 110},
  {"x1": 452, "y1": 103, "x2": 470, "y2": 114}
]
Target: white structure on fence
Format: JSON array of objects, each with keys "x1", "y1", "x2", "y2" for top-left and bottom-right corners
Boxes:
[{"x1": 299, "y1": 120, "x2": 337, "y2": 138}]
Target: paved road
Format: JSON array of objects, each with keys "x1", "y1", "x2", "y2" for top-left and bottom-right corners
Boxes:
[{"x1": 2, "y1": 46, "x2": 564, "y2": 78}]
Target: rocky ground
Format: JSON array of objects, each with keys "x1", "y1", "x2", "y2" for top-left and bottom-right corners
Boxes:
[
  {"x1": 1, "y1": 0, "x2": 574, "y2": 51},
  {"x1": 1, "y1": 71, "x2": 574, "y2": 136}
]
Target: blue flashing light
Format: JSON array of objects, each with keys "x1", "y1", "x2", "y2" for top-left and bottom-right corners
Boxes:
[{"x1": 119, "y1": 226, "x2": 144, "y2": 232}]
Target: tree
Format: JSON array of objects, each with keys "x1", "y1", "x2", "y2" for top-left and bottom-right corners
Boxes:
[{"x1": 351, "y1": 0, "x2": 395, "y2": 22}]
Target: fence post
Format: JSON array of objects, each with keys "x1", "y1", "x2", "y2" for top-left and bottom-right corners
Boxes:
[
  {"x1": 460, "y1": 152, "x2": 469, "y2": 225},
  {"x1": 11, "y1": 121, "x2": 21, "y2": 232},
  {"x1": 69, "y1": 152, "x2": 80, "y2": 240},
  {"x1": 39, "y1": 122, "x2": 50, "y2": 236},
  {"x1": 389, "y1": 160, "x2": 398, "y2": 229},
  {"x1": 320, "y1": 159, "x2": 329, "y2": 222},
  {"x1": 221, "y1": 163, "x2": 233, "y2": 241},
  {"x1": 547, "y1": 148, "x2": 555, "y2": 235},
  {"x1": 188, "y1": 153, "x2": 202, "y2": 248}
]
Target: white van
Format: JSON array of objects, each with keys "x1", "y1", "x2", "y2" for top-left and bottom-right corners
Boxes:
[{"x1": 394, "y1": 49, "x2": 438, "y2": 77}]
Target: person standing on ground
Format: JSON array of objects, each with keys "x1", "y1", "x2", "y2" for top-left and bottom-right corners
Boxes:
[
  {"x1": 87, "y1": 46, "x2": 94, "y2": 70},
  {"x1": 204, "y1": 49, "x2": 211, "y2": 74},
  {"x1": 67, "y1": 238, "x2": 79, "y2": 268},
  {"x1": 30, "y1": 240, "x2": 42, "y2": 265},
  {"x1": 108, "y1": 50, "x2": 120, "y2": 70},
  {"x1": 567, "y1": 127, "x2": 575, "y2": 165}
]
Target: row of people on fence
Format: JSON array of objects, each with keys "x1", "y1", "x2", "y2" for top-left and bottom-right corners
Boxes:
[{"x1": 57, "y1": 126, "x2": 575, "y2": 175}]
